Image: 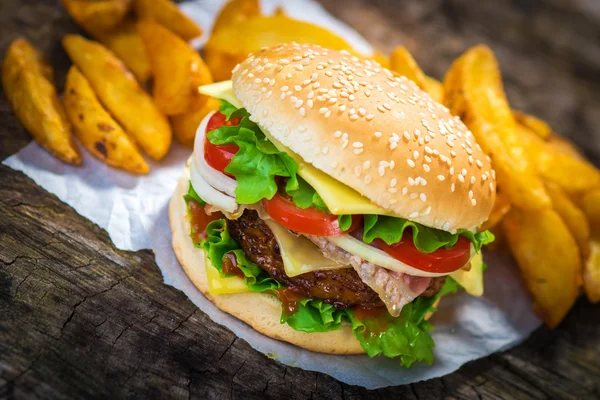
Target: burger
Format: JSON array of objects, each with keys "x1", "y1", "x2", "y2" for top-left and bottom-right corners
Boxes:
[{"x1": 170, "y1": 43, "x2": 496, "y2": 367}]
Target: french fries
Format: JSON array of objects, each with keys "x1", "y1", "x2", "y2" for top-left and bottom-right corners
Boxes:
[
  {"x1": 502, "y1": 208, "x2": 581, "y2": 328},
  {"x1": 171, "y1": 98, "x2": 221, "y2": 147},
  {"x1": 390, "y1": 46, "x2": 428, "y2": 90},
  {"x1": 480, "y1": 191, "x2": 511, "y2": 231},
  {"x1": 63, "y1": 35, "x2": 172, "y2": 160},
  {"x1": 545, "y1": 182, "x2": 591, "y2": 260},
  {"x1": 2, "y1": 38, "x2": 81, "y2": 165},
  {"x1": 517, "y1": 124, "x2": 600, "y2": 193},
  {"x1": 446, "y1": 45, "x2": 551, "y2": 211},
  {"x1": 513, "y1": 110, "x2": 552, "y2": 140},
  {"x1": 93, "y1": 18, "x2": 152, "y2": 82},
  {"x1": 584, "y1": 238, "x2": 600, "y2": 303},
  {"x1": 62, "y1": 0, "x2": 131, "y2": 33},
  {"x1": 137, "y1": 20, "x2": 212, "y2": 115},
  {"x1": 134, "y1": 0, "x2": 202, "y2": 41},
  {"x1": 64, "y1": 66, "x2": 149, "y2": 174},
  {"x1": 212, "y1": 0, "x2": 260, "y2": 34}
]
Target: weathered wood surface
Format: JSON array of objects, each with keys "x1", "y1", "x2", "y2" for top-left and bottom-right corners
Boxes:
[{"x1": 1, "y1": 0, "x2": 599, "y2": 398}]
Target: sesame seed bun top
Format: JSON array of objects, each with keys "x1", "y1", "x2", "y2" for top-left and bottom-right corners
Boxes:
[{"x1": 231, "y1": 43, "x2": 495, "y2": 232}]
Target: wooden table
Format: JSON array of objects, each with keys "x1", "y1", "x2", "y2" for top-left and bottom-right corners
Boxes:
[{"x1": 1, "y1": 1, "x2": 599, "y2": 398}]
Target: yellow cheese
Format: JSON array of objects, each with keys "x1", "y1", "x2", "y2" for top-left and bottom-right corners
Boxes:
[
  {"x1": 205, "y1": 253, "x2": 249, "y2": 294},
  {"x1": 198, "y1": 81, "x2": 242, "y2": 108},
  {"x1": 264, "y1": 220, "x2": 348, "y2": 277},
  {"x1": 450, "y1": 251, "x2": 484, "y2": 296},
  {"x1": 198, "y1": 81, "x2": 393, "y2": 216}
]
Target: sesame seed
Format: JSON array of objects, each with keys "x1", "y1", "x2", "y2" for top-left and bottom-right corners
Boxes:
[
  {"x1": 388, "y1": 187, "x2": 398, "y2": 193},
  {"x1": 378, "y1": 166, "x2": 385, "y2": 176},
  {"x1": 403, "y1": 132, "x2": 411, "y2": 141},
  {"x1": 408, "y1": 177, "x2": 415, "y2": 186},
  {"x1": 319, "y1": 107, "x2": 329, "y2": 114},
  {"x1": 377, "y1": 105, "x2": 386, "y2": 113},
  {"x1": 410, "y1": 193, "x2": 418, "y2": 199},
  {"x1": 471, "y1": 199, "x2": 477, "y2": 206},
  {"x1": 364, "y1": 175, "x2": 372, "y2": 184},
  {"x1": 476, "y1": 159, "x2": 483, "y2": 168},
  {"x1": 407, "y1": 159, "x2": 416, "y2": 168},
  {"x1": 352, "y1": 142, "x2": 363, "y2": 148},
  {"x1": 354, "y1": 166, "x2": 362, "y2": 176},
  {"x1": 402, "y1": 187, "x2": 408, "y2": 196},
  {"x1": 420, "y1": 193, "x2": 427, "y2": 202},
  {"x1": 451, "y1": 183, "x2": 455, "y2": 192},
  {"x1": 366, "y1": 114, "x2": 374, "y2": 121},
  {"x1": 374, "y1": 131, "x2": 382, "y2": 138},
  {"x1": 469, "y1": 190, "x2": 474, "y2": 199},
  {"x1": 443, "y1": 222, "x2": 450, "y2": 231},
  {"x1": 458, "y1": 174, "x2": 465, "y2": 183},
  {"x1": 470, "y1": 176, "x2": 476, "y2": 184},
  {"x1": 333, "y1": 130, "x2": 342, "y2": 138},
  {"x1": 353, "y1": 148, "x2": 363, "y2": 155},
  {"x1": 321, "y1": 146, "x2": 329, "y2": 155},
  {"x1": 390, "y1": 199, "x2": 398, "y2": 205},
  {"x1": 413, "y1": 150, "x2": 419, "y2": 159},
  {"x1": 437, "y1": 175, "x2": 445, "y2": 181},
  {"x1": 461, "y1": 168, "x2": 467, "y2": 176},
  {"x1": 423, "y1": 164, "x2": 431, "y2": 172},
  {"x1": 409, "y1": 211, "x2": 419, "y2": 218},
  {"x1": 490, "y1": 182, "x2": 495, "y2": 191}
]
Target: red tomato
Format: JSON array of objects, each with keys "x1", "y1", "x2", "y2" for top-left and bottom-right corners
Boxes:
[
  {"x1": 373, "y1": 233, "x2": 471, "y2": 273},
  {"x1": 204, "y1": 111, "x2": 241, "y2": 175},
  {"x1": 262, "y1": 193, "x2": 362, "y2": 236},
  {"x1": 188, "y1": 200, "x2": 222, "y2": 242}
]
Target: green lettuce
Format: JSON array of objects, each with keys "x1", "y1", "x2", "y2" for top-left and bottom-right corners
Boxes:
[
  {"x1": 363, "y1": 215, "x2": 494, "y2": 254},
  {"x1": 286, "y1": 176, "x2": 330, "y2": 213},
  {"x1": 207, "y1": 101, "x2": 299, "y2": 204},
  {"x1": 183, "y1": 180, "x2": 206, "y2": 206}
]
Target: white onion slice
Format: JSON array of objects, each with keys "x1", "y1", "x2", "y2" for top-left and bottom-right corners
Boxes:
[
  {"x1": 193, "y1": 111, "x2": 237, "y2": 197},
  {"x1": 189, "y1": 156, "x2": 237, "y2": 213},
  {"x1": 326, "y1": 234, "x2": 452, "y2": 278}
]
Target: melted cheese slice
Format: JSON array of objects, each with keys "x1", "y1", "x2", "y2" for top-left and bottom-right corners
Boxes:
[
  {"x1": 198, "y1": 81, "x2": 393, "y2": 216},
  {"x1": 450, "y1": 251, "x2": 484, "y2": 296},
  {"x1": 263, "y1": 220, "x2": 348, "y2": 277},
  {"x1": 205, "y1": 253, "x2": 249, "y2": 294}
]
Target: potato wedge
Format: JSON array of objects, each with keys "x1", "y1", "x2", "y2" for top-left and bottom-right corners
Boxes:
[
  {"x1": 584, "y1": 238, "x2": 600, "y2": 303},
  {"x1": 390, "y1": 46, "x2": 427, "y2": 90},
  {"x1": 2, "y1": 38, "x2": 81, "y2": 165},
  {"x1": 137, "y1": 20, "x2": 212, "y2": 115},
  {"x1": 449, "y1": 45, "x2": 551, "y2": 210},
  {"x1": 204, "y1": 49, "x2": 244, "y2": 82},
  {"x1": 64, "y1": 66, "x2": 149, "y2": 174},
  {"x1": 480, "y1": 191, "x2": 511, "y2": 231},
  {"x1": 205, "y1": 15, "x2": 356, "y2": 57},
  {"x1": 62, "y1": 0, "x2": 131, "y2": 32},
  {"x1": 93, "y1": 18, "x2": 151, "y2": 82},
  {"x1": 545, "y1": 182, "x2": 591, "y2": 260},
  {"x1": 517, "y1": 124, "x2": 600, "y2": 193},
  {"x1": 63, "y1": 35, "x2": 171, "y2": 160},
  {"x1": 581, "y1": 189, "x2": 600, "y2": 234},
  {"x1": 212, "y1": 0, "x2": 260, "y2": 34},
  {"x1": 171, "y1": 98, "x2": 221, "y2": 147},
  {"x1": 372, "y1": 50, "x2": 390, "y2": 69},
  {"x1": 134, "y1": 0, "x2": 202, "y2": 41},
  {"x1": 513, "y1": 110, "x2": 552, "y2": 140},
  {"x1": 502, "y1": 207, "x2": 581, "y2": 328},
  {"x1": 424, "y1": 76, "x2": 444, "y2": 104}
]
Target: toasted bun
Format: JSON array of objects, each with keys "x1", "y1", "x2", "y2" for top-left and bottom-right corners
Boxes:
[
  {"x1": 232, "y1": 44, "x2": 496, "y2": 232},
  {"x1": 171, "y1": 167, "x2": 440, "y2": 353}
]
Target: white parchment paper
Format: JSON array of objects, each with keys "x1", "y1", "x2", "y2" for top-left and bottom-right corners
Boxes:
[{"x1": 3, "y1": 0, "x2": 541, "y2": 389}]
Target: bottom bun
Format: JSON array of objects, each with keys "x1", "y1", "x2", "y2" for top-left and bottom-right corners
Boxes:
[{"x1": 170, "y1": 167, "x2": 439, "y2": 354}]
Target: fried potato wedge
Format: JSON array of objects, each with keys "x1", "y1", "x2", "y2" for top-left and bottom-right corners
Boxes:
[
  {"x1": 137, "y1": 20, "x2": 212, "y2": 115},
  {"x1": 212, "y1": 0, "x2": 260, "y2": 34},
  {"x1": 2, "y1": 38, "x2": 81, "y2": 165},
  {"x1": 513, "y1": 110, "x2": 552, "y2": 140},
  {"x1": 390, "y1": 46, "x2": 427, "y2": 90},
  {"x1": 447, "y1": 45, "x2": 551, "y2": 210},
  {"x1": 205, "y1": 15, "x2": 356, "y2": 56},
  {"x1": 134, "y1": 0, "x2": 202, "y2": 41},
  {"x1": 171, "y1": 98, "x2": 221, "y2": 147},
  {"x1": 584, "y1": 238, "x2": 600, "y2": 303},
  {"x1": 424, "y1": 76, "x2": 443, "y2": 104},
  {"x1": 64, "y1": 66, "x2": 148, "y2": 174},
  {"x1": 63, "y1": 35, "x2": 171, "y2": 160},
  {"x1": 62, "y1": 0, "x2": 131, "y2": 32},
  {"x1": 502, "y1": 207, "x2": 581, "y2": 328},
  {"x1": 581, "y1": 189, "x2": 600, "y2": 234},
  {"x1": 480, "y1": 191, "x2": 511, "y2": 231},
  {"x1": 372, "y1": 50, "x2": 390, "y2": 69},
  {"x1": 203, "y1": 49, "x2": 244, "y2": 83},
  {"x1": 517, "y1": 124, "x2": 600, "y2": 193},
  {"x1": 93, "y1": 18, "x2": 151, "y2": 82},
  {"x1": 545, "y1": 182, "x2": 591, "y2": 260}
]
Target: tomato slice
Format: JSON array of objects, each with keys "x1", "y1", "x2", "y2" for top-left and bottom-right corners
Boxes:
[
  {"x1": 373, "y1": 233, "x2": 471, "y2": 273},
  {"x1": 262, "y1": 193, "x2": 361, "y2": 236},
  {"x1": 188, "y1": 200, "x2": 223, "y2": 243},
  {"x1": 204, "y1": 111, "x2": 241, "y2": 175}
]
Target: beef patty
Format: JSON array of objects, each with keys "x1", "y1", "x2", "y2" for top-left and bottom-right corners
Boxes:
[{"x1": 227, "y1": 210, "x2": 445, "y2": 309}]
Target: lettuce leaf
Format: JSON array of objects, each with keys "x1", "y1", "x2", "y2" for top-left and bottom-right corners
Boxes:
[
  {"x1": 363, "y1": 215, "x2": 494, "y2": 254},
  {"x1": 281, "y1": 299, "x2": 345, "y2": 333},
  {"x1": 286, "y1": 176, "x2": 330, "y2": 213},
  {"x1": 338, "y1": 215, "x2": 353, "y2": 231},
  {"x1": 207, "y1": 103, "x2": 299, "y2": 204},
  {"x1": 345, "y1": 278, "x2": 459, "y2": 368}
]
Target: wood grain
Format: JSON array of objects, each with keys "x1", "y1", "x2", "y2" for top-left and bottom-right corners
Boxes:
[{"x1": 1, "y1": 0, "x2": 599, "y2": 398}]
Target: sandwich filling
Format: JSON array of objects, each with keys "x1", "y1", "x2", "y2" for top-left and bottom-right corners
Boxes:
[{"x1": 186, "y1": 87, "x2": 493, "y2": 366}]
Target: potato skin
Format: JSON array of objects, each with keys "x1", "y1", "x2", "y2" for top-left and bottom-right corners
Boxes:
[
  {"x1": 64, "y1": 66, "x2": 149, "y2": 174},
  {"x1": 62, "y1": 34, "x2": 172, "y2": 160},
  {"x1": 134, "y1": 0, "x2": 202, "y2": 41},
  {"x1": 137, "y1": 20, "x2": 212, "y2": 115},
  {"x1": 2, "y1": 38, "x2": 81, "y2": 165},
  {"x1": 171, "y1": 98, "x2": 220, "y2": 147},
  {"x1": 62, "y1": 0, "x2": 132, "y2": 33}
]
